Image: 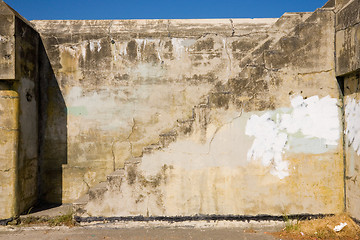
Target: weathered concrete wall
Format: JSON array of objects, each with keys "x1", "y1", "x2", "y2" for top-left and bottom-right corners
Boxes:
[
  {"x1": 73, "y1": 7, "x2": 344, "y2": 218},
  {"x1": 336, "y1": 0, "x2": 360, "y2": 221},
  {"x1": 33, "y1": 18, "x2": 283, "y2": 203},
  {"x1": 0, "y1": 0, "x2": 357, "y2": 221},
  {"x1": 37, "y1": 41, "x2": 67, "y2": 204},
  {"x1": 31, "y1": 2, "x2": 345, "y2": 218},
  {"x1": 0, "y1": 1, "x2": 39, "y2": 220},
  {"x1": 335, "y1": 0, "x2": 360, "y2": 76},
  {"x1": 343, "y1": 72, "x2": 360, "y2": 221},
  {"x1": 14, "y1": 16, "x2": 40, "y2": 215},
  {"x1": 0, "y1": 91, "x2": 18, "y2": 220},
  {"x1": 0, "y1": 2, "x2": 14, "y2": 80}
]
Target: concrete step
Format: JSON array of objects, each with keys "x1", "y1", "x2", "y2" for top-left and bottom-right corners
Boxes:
[
  {"x1": 107, "y1": 169, "x2": 125, "y2": 191},
  {"x1": 193, "y1": 104, "x2": 210, "y2": 127},
  {"x1": 176, "y1": 118, "x2": 195, "y2": 136},
  {"x1": 159, "y1": 131, "x2": 177, "y2": 147},
  {"x1": 143, "y1": 144, "x2": 162, "y2": 154},
  {"x1": 125, "y1": 157, "x2": 142, "y2": 165},
  {"x1": 73, "y1": 194, "x2": 89, "y2": 216},
  {"x1": 107, "y1": 169, "x2": 125, "y2": 179},
  {"x1": 88, "y1": 181, "x2": 107, "y2": 201}
]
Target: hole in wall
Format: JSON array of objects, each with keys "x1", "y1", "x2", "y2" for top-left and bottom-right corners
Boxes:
[{"x1": 26, "y1": 92, "x2": 32, "y2": 102}]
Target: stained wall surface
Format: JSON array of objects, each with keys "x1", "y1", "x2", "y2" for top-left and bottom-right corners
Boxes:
[
  {"x1": 32, "y1": 3, "x2": 345, "y2": 217},
  {"x1": 14, "y1": 16, "x2": 40, "y2": 217},
  {"x1": 0, "y1": 1, "x2": 39, "y2": 220},
  {"x1": 336, "y1": 0, "x2": 360, "y2": 221},
  {"x1": 33, "y1": 18, "x2": 280, "y2": 203},
  {"x1": 0, "y1": 91, "x2": 18, "y2": 220},
  {"x1": 343, "y1": 73, "x2": 360, "y2": 221}
]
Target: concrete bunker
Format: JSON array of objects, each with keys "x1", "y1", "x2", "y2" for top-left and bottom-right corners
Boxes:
[{"x1": 0, "y1": 0, "x2": 360, "y2": 225}]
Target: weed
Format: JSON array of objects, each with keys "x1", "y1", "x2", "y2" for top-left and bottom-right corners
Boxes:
[
  {"x1": 48, "y1": 213, "x2": 75, "y2": 227},
  {"x1": 20, "y1": 216, "x2": 47, "y2": 225},
  {"x1": 283, "y1": 215, "x2": 300, "y2": 232},
  {"x1": 20, "y1": 212, "x2": 75, "y2": 227},
  {"x1": 272, "y1": 214, "x2": 360, "y2": 240}
]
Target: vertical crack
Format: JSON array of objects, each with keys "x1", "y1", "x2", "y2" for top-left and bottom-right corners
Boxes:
[
  {"x1": 110, "y1": 118, "x2": 136, "y2": 171},
  {"x1": 111, "y1": 140, "x2": 116, "y2": 171},
  {"x1": 83, "y1": 178, "x2": 90, "y2": 192},
  {"x1": 167, "y1": 19, "x2": 171, "y2": 38},
  {"x1": 108, "y1": 20, "x2": 114, "y2": 43},
  {"x1": 223, "y1": 38, "x2": 232, "y2": 80},
  {"x1": 127, "y1": 118, "x2": 136, "y2": 157},
  {"x1": 229, "y1": 19, "x2": 235, "y2": 37},
  {"x1": 207, "y1": 109, "x2": 243, "y2": 154}
]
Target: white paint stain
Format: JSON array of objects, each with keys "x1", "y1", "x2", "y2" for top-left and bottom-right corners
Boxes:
[
  {"x1": 118, "y1": 43, "x2": 127, "y2": 56},
  {"x1": 246, "y1": 113, "x2": 289, "y2": 179},
  {"x1": 171, "y1": 38, "x2": 196, "y2": 59},
  {"x1": 246, "y1": 95, "x2": 340, "y2": 179},
  {"x1": 89, "y1": 41, "x2": 95, "y2": 52},
  {"x1": 89, "y1": 40, "x2": 102, "y2": 52},
  {"x1": 60, "y1": 42, "x2": 88, "y2": 60},
  {"x1": 281, "y1": 95, "x2": 339, "y2": 145},
  {"x1": 345, "y1": 98, "x2": 360, "y2": 155},
  {"x1": 81, "y1": 46, "x2": 87, "y2": 60}
]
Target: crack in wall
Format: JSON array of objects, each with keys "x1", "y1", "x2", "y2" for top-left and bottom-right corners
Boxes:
[
  {"x1": 207, "y1": 110, "x2": 243, "y2": 154},
  {"x1": 297, "y1": 69, "x2": 333, "y2": 76},
  {"x1": 166, "y1": 20, "x2": 171, "y2": 38},
  {"x1": 108, "y1": 20, "x2": 114, "y2": 43},
  {"x1": 111, "y1": 140, "x2": 116, "y2": 171},
  {"x1": 233, "y1": 31, "x2": 269, "y2": 38},
  {"x1": 110, "y1": 118, "x2": 136, "y2": 171},
  {"x1": 229, "y1": 19, "x2": 235, "y2": 37},
  {"x1": 127, "y1": 118, "x2": 136, "y2": 158},
  {"x1": 223, "y1": 38, "x2": 232, "y2": 81},
  {"x1": 83, "y1": 178, "x2": 90, "y2": 191}
]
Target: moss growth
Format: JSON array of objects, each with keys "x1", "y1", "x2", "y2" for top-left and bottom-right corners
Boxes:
[
  {"x1": 48, "y1": 213, "x2": 75, "y2": 227},
  {"x1": 19, "y1": 213, "x2": 75, "y2": 227}
]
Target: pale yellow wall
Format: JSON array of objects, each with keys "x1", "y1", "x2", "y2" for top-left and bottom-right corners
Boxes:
[
  {"x1": 0, "y1": 91, "x2": 18, "y2": 220},
  {"x1": 35, "y1": 7, "x2": 345, "y2": 217},
  {"x1": 335, "y1": 0, "x2": 360, "y2": 221}
]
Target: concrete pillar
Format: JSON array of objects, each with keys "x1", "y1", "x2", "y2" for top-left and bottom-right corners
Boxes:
[{"x1": 0, "y1": 1, "x2": 39, "y2": 221}]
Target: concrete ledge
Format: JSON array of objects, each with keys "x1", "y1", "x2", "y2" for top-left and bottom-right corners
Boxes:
[
  {"x1": 74, "y1": 214, "x2": 334, "y2": 224},
  {"x1": 0, "y1": 218, "x2": 13, "y2": 226}
]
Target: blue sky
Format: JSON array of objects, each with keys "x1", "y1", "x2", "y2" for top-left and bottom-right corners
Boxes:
[{"x1": 6, "y1": 0, "x2": 329, "y2": 20}]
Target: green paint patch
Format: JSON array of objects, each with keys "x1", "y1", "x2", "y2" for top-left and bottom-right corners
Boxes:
[
  {"x1": 68, "y1": 106, "x2": 88, "y2": 116},
  {"x1": 288, "y1": 135, "x2": 336, "y2": 154}
]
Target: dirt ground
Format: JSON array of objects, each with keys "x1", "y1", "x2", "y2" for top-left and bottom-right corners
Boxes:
[
  {"x1": 0, "y1": 225, "x2": 280, "y2": 240},
  {"x1": 271, "y1": 214, "x2": 360, "y2": 240},
  {"x1": 1, "y1": 213, "x2": 359, "y2": 240}
]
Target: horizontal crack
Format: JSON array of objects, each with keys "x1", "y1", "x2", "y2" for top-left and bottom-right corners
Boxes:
[{"x1": 297, "y1": 69, "x2": 333, "y2": 75}]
